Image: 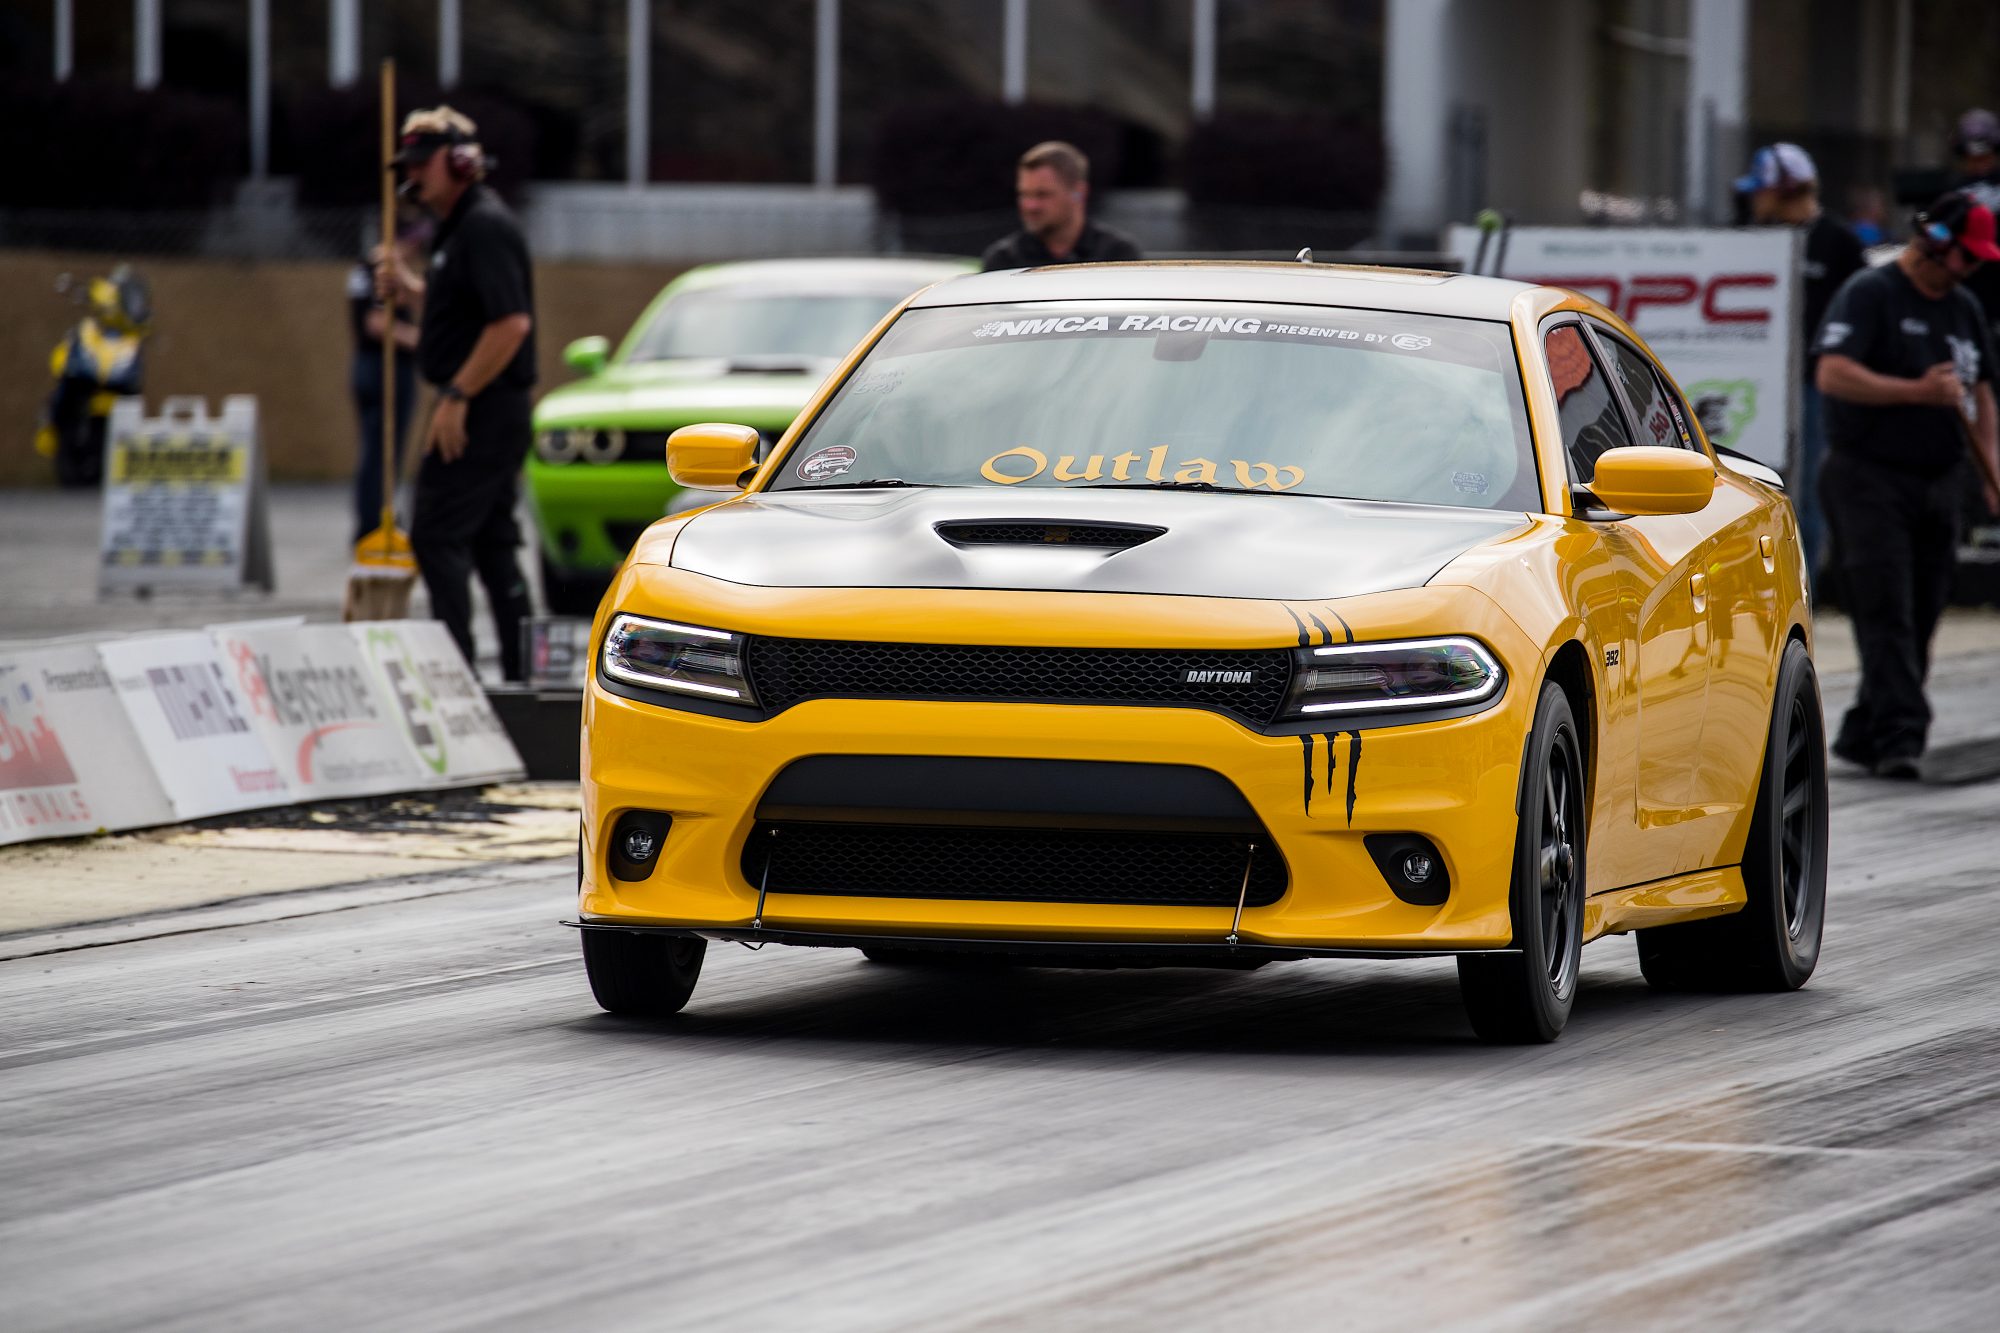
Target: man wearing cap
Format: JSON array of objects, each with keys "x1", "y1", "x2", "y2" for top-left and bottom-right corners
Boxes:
[
  {"x1": 1813, "y1": 191, "x2": 2000, "y2": 778},
  {"x1": 376, "y1": 106, "x2": 536, "y2": 682},
  {"x1": 1735, "y1": 143, "x2": 1865, "y2": 588}
]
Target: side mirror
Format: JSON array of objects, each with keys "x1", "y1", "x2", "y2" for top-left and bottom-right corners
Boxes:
[
  {"x1": 667, "y1": 423, "x2": 760, "y2": 490},
  {"x1": 563, "y1": 335, "x2": 610, "y2": 376},
  {"x1": 1584, "y1": 446, "x2": 1715, "y2": 516}
]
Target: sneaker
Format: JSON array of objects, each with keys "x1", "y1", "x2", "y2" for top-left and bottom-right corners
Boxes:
[{"x1": 1871, "y1": 754, "x2": 1922, "y2": 781}]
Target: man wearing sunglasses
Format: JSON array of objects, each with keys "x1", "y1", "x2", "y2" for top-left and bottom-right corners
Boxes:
[{"x1": 1813, "y1": 191, "x2": 2000, "y2": 779}]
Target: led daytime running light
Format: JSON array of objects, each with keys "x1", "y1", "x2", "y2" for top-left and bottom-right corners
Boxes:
[{"x1": 1285, "y1": 636, "x2": 1502, "y2": 716}]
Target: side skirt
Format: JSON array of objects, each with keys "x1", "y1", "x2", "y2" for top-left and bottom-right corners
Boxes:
[{"x1": 1583, "y1": 866, "x2": 1746, "y2": 941}]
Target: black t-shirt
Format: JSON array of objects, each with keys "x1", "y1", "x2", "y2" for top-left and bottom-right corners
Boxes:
[
  {"x1": 980, "y1": 219, "x2": 1143, "y2": 272},
  {"x1": 347, "y1": 260, "x2": 416, "y2": 366},
  {"x1": 417, "y1": 185, "x2": 536, "y2": 391},
  {"x1": 1800, "y1": 215, "x2": 1865, "y2": 382},
  {"x1": 1815, "y1": 262, "x2": 1995, "y2": 478}
]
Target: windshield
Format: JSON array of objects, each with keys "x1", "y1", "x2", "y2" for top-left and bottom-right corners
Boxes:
[
  {"x1": 626, "y1": 288, "x2": 905, "y2": 364},
  {"x1": 768, "y1": 301, "x2": 1539, "y2": 508}
]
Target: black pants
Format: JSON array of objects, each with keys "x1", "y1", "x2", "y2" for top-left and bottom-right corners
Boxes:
[
  {"x1": 412, "y1": 385, "x2": 533, "y2": 682},
  {"x1": 1819, "y1": 450, "x2": 1959, "y2": 762}
]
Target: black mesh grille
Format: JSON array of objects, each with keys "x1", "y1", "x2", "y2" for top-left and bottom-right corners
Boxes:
[
  {"x1": 745, "y1": 821, "x2": 1287, "y2": 908},
  {"x1": 743, "y1": 638, "x2": 1293, "y2": 724},
  {"x1": 934, "y1": 521, "x2": 1163, "y2": 549},
  {"x1": 623, "y1": 430, "x2": 671, "y2": 459}
]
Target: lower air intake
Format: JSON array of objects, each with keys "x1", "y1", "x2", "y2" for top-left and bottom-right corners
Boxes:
[{"x1": 743, "y1": 821, "x2": 1287, "y2": 908}]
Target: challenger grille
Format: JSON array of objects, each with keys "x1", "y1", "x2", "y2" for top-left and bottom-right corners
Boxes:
[
  {"x1": 742, "y1": 638, "x2": 1294, "y2": 724},
  {"x1": 744, "y1": 821, "x2": 1288, "y2": 908}
]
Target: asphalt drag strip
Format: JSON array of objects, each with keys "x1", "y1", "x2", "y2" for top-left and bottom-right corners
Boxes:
[{"x1": 0, "y1": 665, "x2": 1995, "y2": 1330}]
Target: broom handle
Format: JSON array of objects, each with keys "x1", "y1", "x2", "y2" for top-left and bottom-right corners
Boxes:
[
  {"x1": 379, "y1": 58, "x2": 397, "y2": 540},
  {"x1": 1955, "y1": 402, "x2": 2000, "y2": 504}
]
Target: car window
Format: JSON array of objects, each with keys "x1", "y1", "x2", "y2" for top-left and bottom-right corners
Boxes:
[
  {"x1": 1596, "y1": 328, "x2": 1697, "y2": 451},
  {"x1": 1542, "y1": 323, "x2": 1631, "y2": 483},
  {"x1": 627, "y1": 289, "x2": 906, "y2": 363},
  {"x1": 769, "y1": 301, "x2": 1540, "y2": 510}
]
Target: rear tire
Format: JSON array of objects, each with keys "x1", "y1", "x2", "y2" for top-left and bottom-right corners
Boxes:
[
  {"x1": 582, "y1": 930, "x2": 705, "y2": 1016},
  {"x1": 1458, "y1": 681, "x2": 1586, "y2": 1044},
  {"x1": 1637, "y1": 639, "x2": 1828, "y2": 992}
]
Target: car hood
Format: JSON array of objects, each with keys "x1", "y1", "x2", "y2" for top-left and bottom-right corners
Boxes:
[
  {"x1": 659, "y1": 487, "x2": 1530, "y2": 601},
  {"x1": 533, "y1": 360, "x2": 825, "y2": 428}
]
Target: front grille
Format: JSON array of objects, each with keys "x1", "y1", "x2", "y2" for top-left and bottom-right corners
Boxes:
[
  {"x1": 934, "y1": 521, "x2": 1164, "y2": 549},
  {"x1": 743, "y1": 638, "x2": 1293, "y2": 724},
  {"x1": 744, "y1": 820, "x2": 1288, "y2": 908}
]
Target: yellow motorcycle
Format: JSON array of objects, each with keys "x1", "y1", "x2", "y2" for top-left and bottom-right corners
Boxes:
[{"x1": 35, "y1": 266, "x2": 152, "y2": 487}]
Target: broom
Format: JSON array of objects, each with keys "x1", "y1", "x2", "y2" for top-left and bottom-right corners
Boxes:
[{"x1": 344, "y1": 57, "x2": 418, "y2": 623}]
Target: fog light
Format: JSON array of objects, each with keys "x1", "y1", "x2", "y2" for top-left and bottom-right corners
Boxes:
[
  {"x1": 1365, "y1": 833, "x2": 1450, "y2": 907},
  {"x1": 608, "y1": 810, "x2": 672, "y2": 882}
]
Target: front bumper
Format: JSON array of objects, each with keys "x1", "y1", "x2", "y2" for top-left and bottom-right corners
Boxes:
[
  {"x1": 524, "y1": 458, "x2": 681, "y2": 572},
  {"x1": 581, "y1": 677, "x2": 1535, "y2": 952}
]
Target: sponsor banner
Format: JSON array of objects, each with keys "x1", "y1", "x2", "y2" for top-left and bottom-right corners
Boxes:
[
  {"x1": 1444, "y1": 226, "x2": 1801, "y2": 467},
  {"x1": 212, "y1": 622, "x2": 423, "y2": 801},
  {"x1": 349, "y1": 621, "x2": 525, "y2": 787},
  {"x1": 0, "y1": 642, "x2": 175, "y2": 845},
  {"x1": 97, "y1": 631, "x2": 290, "y2": 820}
]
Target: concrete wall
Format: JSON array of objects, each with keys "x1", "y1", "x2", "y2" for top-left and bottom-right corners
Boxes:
[{"x1": 1, "y1": 251, "x2": 687, "y2": 489}]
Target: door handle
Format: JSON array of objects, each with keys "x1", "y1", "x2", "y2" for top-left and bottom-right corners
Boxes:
[{"x1": 1690, "y1": 571, "x2": 1708, "y2": 612}]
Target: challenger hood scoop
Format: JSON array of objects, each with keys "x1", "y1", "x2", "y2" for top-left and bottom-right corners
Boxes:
[{"x1": 664, "y1": 487, "x2": 1526, "y2": 602}]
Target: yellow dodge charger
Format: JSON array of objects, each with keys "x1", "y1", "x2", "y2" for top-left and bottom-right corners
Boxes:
[{"x1": 573, "y1": 261, "x2": 1828, "y2": 1043}]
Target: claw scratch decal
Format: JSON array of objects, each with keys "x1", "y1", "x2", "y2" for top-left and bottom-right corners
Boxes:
[
  {"x1": 1326, "y1": 609, "x2": 1355, "y2": 644},
  {"x1": 1281, "y1": 604, "x2": 1311, "y2": 648},
  {"x1": 1324, "y1": 733, "x2": 1338, "y2": 793},
  {"x1": 1306, "y1": 611, "x2": 1333, "y2": 646},
  {"x1": 1346, "y1": 731, "x2": 1363, "y2": 825},
  {"x1": 1301, "y1": 733, "x2": 1315, "y2": 813}
]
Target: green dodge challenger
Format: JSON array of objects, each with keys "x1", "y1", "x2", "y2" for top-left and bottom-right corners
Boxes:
[{"x1": 529, "y1": 256, "x2": 972, "y2": 613}]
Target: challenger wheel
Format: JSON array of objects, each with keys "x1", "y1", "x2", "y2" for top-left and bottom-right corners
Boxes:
[
  {"x1": 1637, "y1": 639, "x2": 1828, "y2": 992},
  {"x1": 1458, "y1": 681, "x2": 1586, "y2": 1044},
  {"x1": 582, "y1": 930, "x2": 706, "y2": 1016}
]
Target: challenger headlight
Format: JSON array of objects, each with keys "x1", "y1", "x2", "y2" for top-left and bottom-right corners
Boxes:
[
  {"x1": 601, "y1": 614, "x2": 757, "y2": 705},
  {"x1": 1280, "y1": 636, "x2": 1502, "y2": 718}
]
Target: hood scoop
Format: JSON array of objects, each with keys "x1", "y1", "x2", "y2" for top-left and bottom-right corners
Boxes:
[{"x1": 933, "y1": 519, "x2": 1165, "y2": 550}]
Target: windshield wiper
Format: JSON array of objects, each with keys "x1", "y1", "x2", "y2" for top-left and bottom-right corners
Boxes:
[
  {"x1": 804, "y1": 478, "x2": 939, "y2": 490},
  {"x1": 1083, "y1": 481, "x2": 1280, "y2": 494}
]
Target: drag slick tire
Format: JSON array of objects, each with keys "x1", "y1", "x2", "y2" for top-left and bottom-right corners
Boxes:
[
  {"x1": 1458, "y1": 681, "x2": 1586, "y2": 1044},
  {"x1": 1637, "y1": 639, "x2": 1828, "y2": 992},
  {"x1": 582, "y1": 930, "x2": 706, "y2": 1016}
]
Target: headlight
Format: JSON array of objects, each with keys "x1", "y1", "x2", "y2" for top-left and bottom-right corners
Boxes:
[
  {"x1": 601, "y1": 614, "x2": 757, "y2": 705},
  {"x1": 537, "y1": 429, "x2": 581, "y2": 464},
  {"x1": 1280, "y1": 636, "x2": 1502, "y2": 719}
]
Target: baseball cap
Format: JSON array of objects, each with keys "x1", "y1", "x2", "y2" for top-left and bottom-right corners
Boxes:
[
  {"x1": 1922, "y1": 191, "x2": 2000, "y2": 263},
  {"x1": 388, "y1": 106, "x2": 477, "y2": 167},
  {"x1": 1733, "y1": 143, "x2": 1817, "y2": 195},
  {"x1": 1954, "y1": 109, "x2": 2000, "y2": 159}
]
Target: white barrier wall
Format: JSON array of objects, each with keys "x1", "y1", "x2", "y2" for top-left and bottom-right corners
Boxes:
[{"x1": 0, "y1": 620, "x2": 525, "y2": 847}]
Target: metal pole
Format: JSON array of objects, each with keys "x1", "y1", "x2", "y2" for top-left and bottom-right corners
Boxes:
[
  {"x1": 813, "y1": 0, "x2": 839, "y2": 189},
  {"x1": 134, "y1": 0, "x2": 161, "y2": 89},
  {"x1": 250, "y1": 0, "x2": 270, "y2": 178},
  {"x1": 1889, "y1": 0, "x2": 1913, "y2": 160},
  {"x1": 54, "y1": 0, "x2": 73, "y2": 81},
  {"x1": 439, "y1": 0, "x2": 461, "y2": 89},
  {"x1": 330, "y1": 0, "x2": 360, "y2": 88},
  {"x1": 627, "y1": 0, "x2": 649, "y2": 188},
  {"x1": 1191, "y1": 0, "x2": 1216, "y2": 122},
  {"x1": 1002, "y1": 0, "x2": 1027, "y2": 106}
]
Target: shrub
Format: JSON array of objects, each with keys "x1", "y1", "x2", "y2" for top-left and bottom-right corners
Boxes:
[
  {"x1": 0, "y1": 78, "x2": 244, "y2": 210},
  {"x1": 871, "y1": 99, "x2": 1135, "y2": 217},
  {"x1": 1183, "y1": 111, "x2": 1384, "y2": 213}
]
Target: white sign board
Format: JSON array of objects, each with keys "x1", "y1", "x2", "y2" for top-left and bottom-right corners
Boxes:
[
  {"x1": 349, "y1": 621, "x2": 525, "y2": 787},
  {"x1": 97, "y1": 631, "x2": 290, "y2": 820},
  {"x1": 211, "y1": 622, "x2": 424, "y2": 800},
  {"x1": 99, "y1": 395, "x2": 274, "y2": 595},
  {"x1": 0, "y1": 643, "x2": 175, "y2": 845},
  {"x1": 1445, "y1": 226, "x2": 1802, "y2": 467}
]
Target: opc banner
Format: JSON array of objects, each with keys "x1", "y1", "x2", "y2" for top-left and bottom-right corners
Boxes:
[
  {"x1": 1444, "y1": 226, "x2": 1802, "y2": 468},
  {"x1": 213, "y1": 622, "x2": 423, "y2": 800},
  {"x1": 97, "y1": 631, "x2": 290, "y2": 820},
  {"x1": 349, "y1": 621, "x2": 525, "y2": 787},
  {"x1": 0, "y1": 642, "x2": 175, "y2": 845}
]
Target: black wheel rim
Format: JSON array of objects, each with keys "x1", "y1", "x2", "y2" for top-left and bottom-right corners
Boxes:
[
  {"x1": 1779, "y1": 693, "x2": 1818, "y2": 940},
  {"x1": 1537, "y1": 731, "x2": 1582, "y2": 997}
]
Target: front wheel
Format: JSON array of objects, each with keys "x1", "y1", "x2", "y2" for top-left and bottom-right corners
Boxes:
[
  {"x1": 1458, "y1": 681, "x2": 1587, "y2": 1044},
  {"x1": 1637, "y1": 639, "x2": 1828, "y2": 991},
  {"x1": 582, "y1": 930, "x2": 705, "y2": 1016}
]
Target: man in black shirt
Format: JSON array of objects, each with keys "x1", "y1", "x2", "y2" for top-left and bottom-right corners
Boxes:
[
  {"x1": 1734, "y1": 143, "x2": 1866, "y2": 586},
  {"x1": 981, "y1": 141, "x2": 1142, "y2": 272},
  {"x1": 1814, "y1": 191, "x2": 2000, "y2": 777},
  {"x1": 378, "y1": 107, "x2": 536, "y2": 681}
]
